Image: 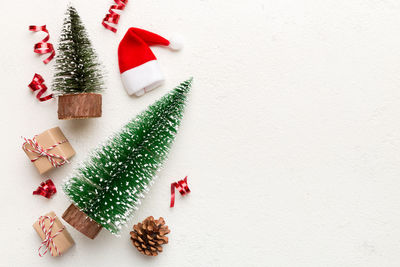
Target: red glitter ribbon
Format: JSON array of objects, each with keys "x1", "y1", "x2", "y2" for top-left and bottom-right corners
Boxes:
[
  {"x1": 28, "y1": 74, "x2": 53, "y2": 102},
  {"x1": 37, "y1": 215, "x2": 64, "y2": 257},
  {"x1": 29, "y1": 25, "x2": 55, "y2": 64},
  {"x1": 33, "y1": 179, "x2": 57, "y2": 199},
  {"x1": 22, "y1": 136, "x2": 69, "y2": 168},
  {"x1": 102, "y1": 0, "x2": 128, "y2": 33},
  {"x1": 170, "y1": 176, "x2": 190, "y2": 208}
]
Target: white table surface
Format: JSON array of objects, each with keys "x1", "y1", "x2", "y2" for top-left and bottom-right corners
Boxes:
[{"x1": 2, "y1": 0, "x2": 400, "y2": 266}]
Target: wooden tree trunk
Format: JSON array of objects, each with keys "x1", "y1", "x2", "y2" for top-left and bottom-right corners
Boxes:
[
  {"x1": 58, "y1": 93, "x2": 102, "y2": 120},
  {"x1": 62, "y1": 204, "x2": 103, "y2": 239}
]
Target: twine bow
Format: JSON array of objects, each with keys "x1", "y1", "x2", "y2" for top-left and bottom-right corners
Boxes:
[
  {"x1": 38, "y1": 216, "x2": 65, "y2": 257},
  {"x1": 22, "y1": 136, "x2": 69, "y2": 168},
  {"x1": 170, "y1": 176, "x2": 191, "y2": 208}
]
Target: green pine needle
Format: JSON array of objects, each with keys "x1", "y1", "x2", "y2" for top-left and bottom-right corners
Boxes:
[
  {"x1": 52, "y1": 5, "x2": 104, "y2": 94},
  {"x1": 63, "y1": 78, "x2": 193, "y2": 234}
]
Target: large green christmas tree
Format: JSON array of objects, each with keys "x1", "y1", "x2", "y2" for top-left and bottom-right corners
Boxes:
[
  {"x1": 63, "y1": 78, "x2": 193, "y2": 235},
  {"x1": 52, "y1": 6, "x2": 104, "y2": 94}
]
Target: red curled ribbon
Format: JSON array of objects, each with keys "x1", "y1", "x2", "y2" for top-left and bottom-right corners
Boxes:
[
  {"x1": 29, "y1": 25, "x2": 55, "y2": 64},
  {"x1": 28, "y1": 74, "x2": 53, "y2": 102},
  {"x1": 33, "y1": 179, "x2": 57, "y2": 199},
  {"x1": 170, "y1": 176, "x2": 191, "y2": 208},
  {"x1": 102, "y1": 0, "x2": 128, "y2": 33},
  {"x1": 38, "y1": 215, "x2": 64, "y2": 257}
]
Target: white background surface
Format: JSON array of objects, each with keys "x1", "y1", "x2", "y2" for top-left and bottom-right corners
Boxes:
[{"x1": 1, "y1": 0, "x2": 400, "y2": 266}]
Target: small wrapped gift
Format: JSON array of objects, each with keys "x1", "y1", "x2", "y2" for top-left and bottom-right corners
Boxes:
[
  {"x1": 22, "y1": 127, "x2": 75, "y2": 174},
  {"x1": 33, "y1": 211, "x2": 75, "y2": 257}
]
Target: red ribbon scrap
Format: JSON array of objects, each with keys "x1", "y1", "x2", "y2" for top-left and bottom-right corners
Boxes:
[
  {"x1": 28, "y1": 73, "x2": 53, "y2": 102},
  {"x1": 170, "y1": 176, "x2": 191, "y2": 208},
  {"x1": 102, "y1": 0, "x2": 128, "y2": 33},
  {"x1": 33, "y1": 179, "x2": 57, "y2": 199},
  {"x1": 29, "y1": 25, "x2": 55, "y2": 64}
]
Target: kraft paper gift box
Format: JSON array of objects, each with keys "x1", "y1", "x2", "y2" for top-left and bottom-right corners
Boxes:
[
  {"x1": 33, "y1": 211, "x2": 75, "y2": 256},
  {"x1": 22, "y1": 127, "x2": 75, "y2": 174}
]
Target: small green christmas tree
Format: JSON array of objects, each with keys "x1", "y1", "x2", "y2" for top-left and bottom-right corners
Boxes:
[
  {"x1": 63, "y1": 78, "x2": 193, "y2": 237},
  {"x1": 52, "y1": 5, "x2": 104, "y2": 94}
]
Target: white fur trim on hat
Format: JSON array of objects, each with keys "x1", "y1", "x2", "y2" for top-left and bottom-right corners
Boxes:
[{"x1": 121, "y1": 60, "x2": 165, "y2": 96}]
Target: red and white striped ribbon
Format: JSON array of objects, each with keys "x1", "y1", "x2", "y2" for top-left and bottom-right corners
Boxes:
[
  {"x1": 170, "y1": 176, "x2": 191, "y2": 208},
  {"x1": 102, "y1": 0, "x2": 128, "y2": 33},
  {"x1": 22, "y1": 136, "x2": 69, "y2": 168},
  {"x1": 38, "y1": 215, "x2": 65, "y2": 257}
]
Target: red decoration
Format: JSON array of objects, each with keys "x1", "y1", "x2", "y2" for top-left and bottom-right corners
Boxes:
[
  {"x1": 118, "y1": 27, "x2": 181, "y2": 96},
  {"x1": 102, "y1": 0, "x2": 128, "y2": 33},
  {"x1": 28, "y1": 73, "x2": 53, "y2": 102},
  {"x1": 170, "y1": 176, "x2": 190, "y2": 208},
  {"x1": 29, "y1": 25, "x2": 55, "y2": 64},
  {"x1": 33, "y1": 179, "x2": 57, "y2": 199}
]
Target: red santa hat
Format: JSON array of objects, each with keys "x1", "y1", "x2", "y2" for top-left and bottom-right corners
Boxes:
[{"x1": 118, "y1": 27, "x2": 183, "y2": 96}]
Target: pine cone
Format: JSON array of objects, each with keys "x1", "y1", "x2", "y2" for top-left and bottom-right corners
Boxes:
[{"x1": 130, "y1": 216, "x2": 170, "y2": 256}]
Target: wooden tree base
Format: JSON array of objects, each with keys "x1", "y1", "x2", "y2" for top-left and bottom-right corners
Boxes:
[
  {"x1": 58, "y1": 93, "x2": 102, "y2": 120},
  {"x1": 62, "y1": 204, "x2": 103, "y2": 239}
]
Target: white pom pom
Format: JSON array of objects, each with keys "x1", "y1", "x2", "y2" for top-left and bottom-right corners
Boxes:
[{"x1": 168, "y1": 34, "x2": 184, "y2": 50}]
